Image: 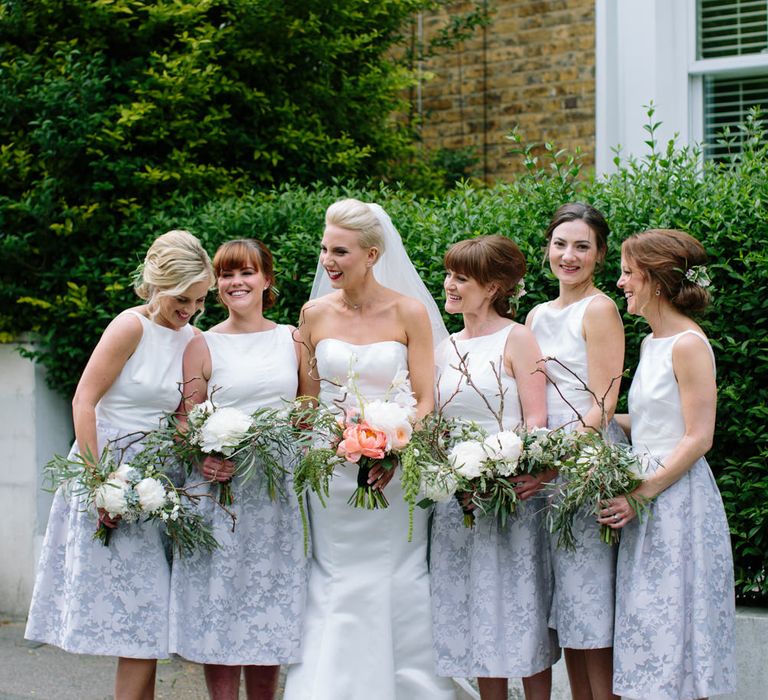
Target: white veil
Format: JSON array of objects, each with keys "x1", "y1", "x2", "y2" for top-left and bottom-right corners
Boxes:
[{"x1": 309, "y1": 202, "x2": 448, "y2": 347}]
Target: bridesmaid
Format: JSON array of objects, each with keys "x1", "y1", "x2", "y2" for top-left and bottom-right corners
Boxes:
[
  {"x1": 600, "y1": 229, "x2": 736, "y2": 700},
  {"x1": 526, "y1": 203, "x2": 624, "y2": 700},
  {"x1": 431, "y1": 235, "x2": 560, "y2": 700},
  {"x1": 169, "y1": 239, "x2": 307, "y2": 700},
  {"x1": 25, "y1": 230, "x2": 214, "y2": 699}
]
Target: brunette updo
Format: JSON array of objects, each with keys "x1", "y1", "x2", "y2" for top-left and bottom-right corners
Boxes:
[
  {"x1": 545, "y1": 202, "x2": 610, "y2": 262},
  {"x1": 213, "y1": 239, "x2": 277, "y2": 309},
  {"x1": 621, "y1": 229, "x2": 711, "y2": 315},
  {"x1": 134, "y1": 230, "x2": 215, "y2": 313},
  {"x1": 325, "y1": 198, "x2": 385, "y2": 259},
  {"x1": 444, "y1": 235, "x2": 527, "y2": 319}
]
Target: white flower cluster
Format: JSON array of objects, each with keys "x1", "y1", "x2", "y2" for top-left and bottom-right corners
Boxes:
[
  {"x1": 420, "y1": 462, "x2": 460, "y2": 503},
  {"x1": 94, "y1": 462, "x2": 171, "y2": 520},
  {"x1": 448, "y1": 430, "x2": 523, "y2": 479},
  {"x1": 188, "y1": 400, "x2": 253, "y2": 456}
]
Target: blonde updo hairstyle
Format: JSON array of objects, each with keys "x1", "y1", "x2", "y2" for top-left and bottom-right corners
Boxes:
[
  {"x1": 213, "y1": 238, "x2": 277, "y2": 309},
  {"x1": 621, "y1": 229, "x2": 710, "y2": 315},
  {"x1": 325, "y1": 198, "x2": 386, "y2": 262},
  {"x1": 444, "y1": 235, "x2": 527, "y2": 319},
  {"x1": 133, "y1": 230, "x2": 215, "y2": 317}
]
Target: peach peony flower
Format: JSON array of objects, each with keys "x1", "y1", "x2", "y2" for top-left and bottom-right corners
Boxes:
[{"x1": 337, "y1": 421, "x2": 388, "y2": 463}]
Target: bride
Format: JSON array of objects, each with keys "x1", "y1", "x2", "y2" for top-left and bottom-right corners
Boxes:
[{"x1": 283, "y1": 199, "x2": 456, "y2": 700}]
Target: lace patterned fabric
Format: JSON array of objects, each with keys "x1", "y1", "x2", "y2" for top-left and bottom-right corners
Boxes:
[
  {"x1": 613, "y1": 331, "x2": 736, "y2": 699},
  {"x1": 430, "y1": 325, "x2": 560, "y2": 676}
]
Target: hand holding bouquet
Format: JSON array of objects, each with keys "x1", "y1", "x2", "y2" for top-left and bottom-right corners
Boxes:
[
  {"x1": 46, "y1": 442, "x2": 217, "y2": 556},
  {"x1": 546, "y1": 430, "x2": 650, "y2": 549},
  {"x1": 181, "y1": 398, "x2": 297, "y2": 506}
]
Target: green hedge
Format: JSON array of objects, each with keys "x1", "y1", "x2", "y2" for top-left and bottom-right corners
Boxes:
[{"x1": 10, "y1": 113, "x2": 768, "y2": 602}]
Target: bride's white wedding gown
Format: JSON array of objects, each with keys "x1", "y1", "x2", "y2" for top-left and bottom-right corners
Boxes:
[{"x1": 284, "y1": 339, "x2": 456, "y2": 700}]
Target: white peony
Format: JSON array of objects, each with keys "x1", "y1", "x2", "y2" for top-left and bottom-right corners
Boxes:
[
  {"x1": 95, "y1": 478, "x2": 129, "y2": 516},
  {"x1": 448, "y1": 440, "x2": 488, "y2": 479},
  {"x1": 363, "y1": 399, "x2": 414, "y2": 450},
  {"x1": 135, "y1": 477, "x2": 167, "y2": 513},
  {"x1": 484, "y1": 431, "x2": 523, "y2": 462},
  {"x1": 199, "y1": 407, "x2": 253, "y2": 455}
]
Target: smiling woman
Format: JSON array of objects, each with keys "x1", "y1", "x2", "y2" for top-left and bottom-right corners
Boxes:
[
  {"x1": 168, "y1": 238, "x2": 307, "y2": 700},
  {"x1": 24, "y1": 230, "x2": 215, "y2": 700},
  {"x1": 284, "y1": 199, "x2": 455, "y2": 700},
  {"x1": 526, "y1": 203, "x2": 625, "y2": 700}
]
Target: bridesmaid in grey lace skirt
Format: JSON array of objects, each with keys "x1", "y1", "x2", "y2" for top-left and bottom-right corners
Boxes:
[{"x1": 602, "y1": 229, "x2": 736, "y2": 700}]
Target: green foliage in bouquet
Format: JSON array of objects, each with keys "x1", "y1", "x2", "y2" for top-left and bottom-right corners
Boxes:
[
  {"x1": 547, "y1": 433, "x2": 649, "y2": 551},
  {"x1": 45, "y1": 441, "x2": 218, "y2": 557}
]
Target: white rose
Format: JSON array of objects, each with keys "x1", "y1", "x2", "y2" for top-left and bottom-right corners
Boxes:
[
  {"x1": 199, "y1": 407, "x2": 253, "y2": 455},
  {"x1": 135, "y1": 477, "x2": 167, "y2": 513},
  {"x1": 448, "y1": 440, "x2": 487, "y2": 479},
  {"x1": 95, "y1": 478, "x2": 129, "y2": 516},
  {"x1": 363, "y1": 400, "x2": 414, "y2": 450}
]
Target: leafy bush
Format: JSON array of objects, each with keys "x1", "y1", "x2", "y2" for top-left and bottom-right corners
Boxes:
[{"x1": 0, "y1": 0, "x2": 488, "y2": 342}]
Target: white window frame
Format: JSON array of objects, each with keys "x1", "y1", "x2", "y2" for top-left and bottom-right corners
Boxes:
[{"x1": 596, "y1": 0, "x2": 768, "y2": 174}]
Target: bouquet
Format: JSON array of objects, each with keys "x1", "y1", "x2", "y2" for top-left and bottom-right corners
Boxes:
[
  {"x1": 546, "y1": 430, "x2": 649, "y2": 549},
  {"x1": 45, "y1": 441, "x2": 217, "y2": 556},
  {"x1": 295, "y1": 369, "x2": 418, "y2": 510},
  {"x1": 181, "y1": 399, "x2": 297, "y2": 506},
  {"x1": 419, "y1": 423, "x2": 577, "y2": 529}
]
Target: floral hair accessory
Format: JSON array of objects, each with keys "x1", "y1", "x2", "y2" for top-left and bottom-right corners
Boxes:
[{"x1": 684, "y1": 265, "x2": 711, "y2": 288}]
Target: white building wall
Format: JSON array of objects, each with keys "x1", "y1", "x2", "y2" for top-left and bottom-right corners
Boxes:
[
  {"x1": 0, "y1": 344, "x2": 72, "y2": 617},
  {"x1": 596, "y1": 0, "x2": 693, "y2": 174}
]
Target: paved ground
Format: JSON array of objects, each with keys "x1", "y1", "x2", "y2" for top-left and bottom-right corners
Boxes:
[
  {"x1": 0, "y1": 617, "x2": 480, "y2": 700},
  {"x1": 0, "y1": 617, "x2": 252, "y2": 700}
]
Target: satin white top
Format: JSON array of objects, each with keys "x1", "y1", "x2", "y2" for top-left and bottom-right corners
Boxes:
[
  {"x1": 96, "y1": 310, "x2": 194, "y2": 432},
  {"x1": 530, "y1": 294, "x2": 616, "y2": 419},
  {"x1": 436, "y1": 324, "x2": 522, "y2": 432},
  {"x1": 628, "y1": 330, "x2": 716, "y2": 467},
  {"x1": 203, "y1": 325, "x2": 298, "y2": 412}
]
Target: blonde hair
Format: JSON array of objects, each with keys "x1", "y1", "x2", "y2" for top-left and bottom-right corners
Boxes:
[
  {"x1": 325, "y1": 199, "x2": 386, "y2": 255},
  {"x1": 134, "y1": 230, "x2": 215, "y2": 313}
]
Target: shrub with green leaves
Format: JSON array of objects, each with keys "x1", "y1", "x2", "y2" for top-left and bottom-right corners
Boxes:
[{"x1": 0, "y1": 0, "x2": 488, "y2": 342}]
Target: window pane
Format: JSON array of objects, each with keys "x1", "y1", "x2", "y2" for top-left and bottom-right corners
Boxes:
[
  {"x1": 698, "y1": 0, "x2": 768, "y2": 58},
  {"x1": 703, "y1": 74, "x2": 768, "y2": 159}
]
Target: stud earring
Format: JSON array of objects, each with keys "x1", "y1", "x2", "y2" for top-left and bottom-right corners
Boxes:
[{"x1": 655, "y1": 288, "x2": 661, "y2": 296}]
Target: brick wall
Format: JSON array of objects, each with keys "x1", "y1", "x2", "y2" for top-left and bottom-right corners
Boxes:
[{"x1": 415, "y1": 0, "x2": 596, "y2": 182}]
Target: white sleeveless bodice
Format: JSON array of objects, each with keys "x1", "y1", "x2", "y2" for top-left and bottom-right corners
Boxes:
[
  {"x1": 204, "y1": 325, "x2": 298, "y2": 412},
  {"x1": 436, "y1": 324, "x2": 522, "y2": 431},
  {"x1": 629, "y1": 330, "x2": 716, "y2": 466},
  {"x1": 96, "y1": 310, "x2": 194, "y2": 432},
  {"x1": 530, "y1": 294, "x2": 612, "y2": 418}
]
